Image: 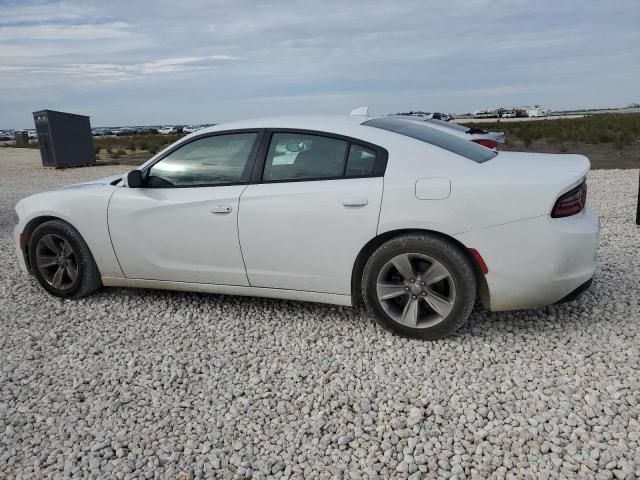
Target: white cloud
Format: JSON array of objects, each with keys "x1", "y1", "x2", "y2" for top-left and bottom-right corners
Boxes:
[
  {"x1": 0, "y1": 55, "x2": 245, "y2": 85},
  {"x1": 0, "y1": 1, "x2": 94, "y2": 25},
  {"x1": 0, "y1": 22, "x2": 136, "y2": 41}
]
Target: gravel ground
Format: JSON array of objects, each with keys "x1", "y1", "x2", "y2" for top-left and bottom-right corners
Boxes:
[{"x1": 1, "y1": 148, "x2": 639, "y2": 479}]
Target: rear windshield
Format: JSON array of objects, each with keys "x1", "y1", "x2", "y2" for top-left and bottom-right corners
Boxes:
[
  {"x1": 364, "y1": 117, "x2": 497, "y2": 163},
  {"x1": 426, "y1": 118, "x2": 469, "y2": 133}
]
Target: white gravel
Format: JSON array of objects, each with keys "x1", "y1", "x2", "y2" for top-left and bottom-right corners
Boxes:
[{"x1": 1, "y1": 148, "x2": 639, "y2": 479}]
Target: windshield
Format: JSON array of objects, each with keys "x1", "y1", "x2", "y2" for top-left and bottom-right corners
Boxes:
[{"x1": 364, "y1": 117, "x2": 497, "y2": 163}]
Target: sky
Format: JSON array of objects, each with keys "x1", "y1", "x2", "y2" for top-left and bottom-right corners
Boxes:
[{"x1": 1, "y1": 0, "x2": 639, "y2": 128}]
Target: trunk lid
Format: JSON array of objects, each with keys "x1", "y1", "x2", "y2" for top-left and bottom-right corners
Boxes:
[{"x1": 487, "y1": 152, "x2": 589, "y2": 187}]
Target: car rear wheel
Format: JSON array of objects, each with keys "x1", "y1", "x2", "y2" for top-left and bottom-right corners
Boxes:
[
  {"x1": 362, "y1": 233, "x2": 477, "y2": 339},
  {"x1": 29, "y1": 220, "x2": 101, "y2": 298}
]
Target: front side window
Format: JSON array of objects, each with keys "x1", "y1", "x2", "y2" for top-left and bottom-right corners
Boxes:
[
  {"x1": 364, "y1": 117, "x2": 497, "y2": 163},
  {"x1": 147, "y1": 133, "x2": 258, "y2": 187},
  {"x1": 263, "y1": 133, "x2": 348, "y2": 181}
]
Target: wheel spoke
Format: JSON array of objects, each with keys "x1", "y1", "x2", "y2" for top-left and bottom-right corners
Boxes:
[
  {"x1": 422, "y1": 261, "x2": 450, "y2": 286},
  {"x1": 425, "y1": 289, "x2": 454, "y2": 319},
  {"x1": 376, "y1": 282, "x2": 408, "y2": 300},
  {"x1": 65, "y1": 264, "x2": 78, "y2": 282},
  {"x1": 52, "y1": 266, "x2": 64, "y2": 289},
  {"x1": 400, "y1": 299, "x2": 419, "y2": 327},
  {"x1": 391, "y1": 254, "x2": 415, "y2": 281},
  {"x1": 37, "y1": 254, "x2": 58, "y2": 268},
  {"x1": 41, "y1": 235, "x2": 61, "y2": 254},
  {"x1": 62, "y1": 241, "x2": 73, "y2": 258}
]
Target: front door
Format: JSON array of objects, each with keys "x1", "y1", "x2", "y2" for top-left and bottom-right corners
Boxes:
[{"x1": 108, "y1": 131, "x2": 261, "y2": 285}]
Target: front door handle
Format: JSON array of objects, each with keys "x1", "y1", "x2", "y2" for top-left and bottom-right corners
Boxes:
[
  {"x1": 342, "y1": 197, "x2": 368, "y2": 207},
  {"x1": 211, "y1": 205, "x2": 232, "y2": 214}
]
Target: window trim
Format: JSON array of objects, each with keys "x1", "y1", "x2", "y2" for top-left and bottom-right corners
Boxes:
[
  {"x1": 250, "y1": 128, "x2": 389, "y2": 184},
  {"x1": 140, "y1": 129, "x2": 265, "y2": 189}
]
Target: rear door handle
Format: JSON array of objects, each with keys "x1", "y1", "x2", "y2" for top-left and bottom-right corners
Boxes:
[
  {"x1": 211, "y1": 205, "x2": 232, "y2": 214},
  {"x1": 342, "y1": 197, "x2": 368, "y2": 207}
]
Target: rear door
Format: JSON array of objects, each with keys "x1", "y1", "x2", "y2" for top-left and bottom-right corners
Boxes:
[{"x1": 238, "y1": 130, "x2": 387, "y2": 294}]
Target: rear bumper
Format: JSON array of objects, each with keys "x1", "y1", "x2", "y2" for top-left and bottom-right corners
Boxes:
[
  {"x1": 455, "y1": 206, "x2": 600, "y2": 311},
  {"x1": 555, "y1": 277, "x2": 593, "y2": 305}
]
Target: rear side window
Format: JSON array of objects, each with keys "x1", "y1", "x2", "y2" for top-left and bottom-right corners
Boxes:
[
  {"x1": 346, "y1": 144, "x2": 376, "y2": 177},
  {"x1": 364, "y1": 117, "x2": 497, "y2": 163},
  {"x1": 263, "y1": 133, "x2": 348, "y2": 181}
]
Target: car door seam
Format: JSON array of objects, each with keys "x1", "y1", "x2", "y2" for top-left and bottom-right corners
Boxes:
[
  {"x1": 236, "y1": 183, "x2": 253, "y2": 286},
  {"x1": 106, "y1": 189, "x2": 126, "y2": 278},
  {"x1": 375, "y1": 176, "x2": 385, "y2": 235}
]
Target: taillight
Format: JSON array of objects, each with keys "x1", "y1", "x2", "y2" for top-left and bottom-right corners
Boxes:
[
  {"x1": 472, "y1": 139, "x2": 499, "y2": 150},
  {"x1": 551, "y1": 181, "x2": 587, "y2": 218}
]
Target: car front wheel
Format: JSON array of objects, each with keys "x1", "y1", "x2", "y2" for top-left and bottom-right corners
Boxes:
[
  {"x1": 362, "y1": 233, "x2": 477, "y2": 339},
  {"x1": 28, "y1": 219, "x2": 101, "y2": 299}
]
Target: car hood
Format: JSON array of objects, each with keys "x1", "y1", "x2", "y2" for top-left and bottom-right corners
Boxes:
[{"x1": 60, "y1": 174, "x2": 124, "y2": 189}]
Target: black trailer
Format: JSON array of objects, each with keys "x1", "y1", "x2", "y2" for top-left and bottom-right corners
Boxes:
[{"x1": 32, "y1": 109, "x2": 96, "y2": 168}]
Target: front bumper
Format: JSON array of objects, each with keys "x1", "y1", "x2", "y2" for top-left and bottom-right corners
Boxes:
[
  {"x1": 455, "y1": 206, "x2": 600, "y2": 311},
  {"x1": 14, "y1": 224, "x2": 29, "y2": 274}
]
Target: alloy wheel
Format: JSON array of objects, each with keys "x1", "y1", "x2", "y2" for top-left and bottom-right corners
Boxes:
[
  {"x1": 35, "y1": 234, "x2": 79, "y2": 290},
  {"x1": 375, "y1": 253, "x2": 456, "y2": 328}
]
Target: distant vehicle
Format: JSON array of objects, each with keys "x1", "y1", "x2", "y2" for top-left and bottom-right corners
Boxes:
[
  {"x1": 183, "y1": 125, "x2": 204, "y2": 134},
  {"x1": 115, "y1": 128, "x2": 135, "y2": 136},
  {"x1": 526, "y1": 106, "x2": 550, "y2": 117},
  {"x1": 138, "y1": 127, "x2": 158, "y2": 135},
  {"x1": 473, "y1": 110, "x2": 499, "y2": 119},
  {"x1": 392, "y1": 116, "x2": 505, "y2": 150},
  {"x1": 501, "y1": 111, "x2": 516, "y2": 119},
  {"x1": 430, "y1": 112, "x2": 452, "y2": 121},
  {"x1": 158, "y1": 127, "x2": 177, "y2": 135},
  {"x1": 13, "y1": 115, "x2": 599, "y2": 340}
]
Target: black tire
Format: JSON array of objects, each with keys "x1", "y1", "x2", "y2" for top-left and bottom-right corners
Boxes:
[
  {"x1": 362, "y1": 233, "x2": 477, "y2": 340},
  {"x1": 28, "y1": 220, "x2": 101, "y2": 299}
]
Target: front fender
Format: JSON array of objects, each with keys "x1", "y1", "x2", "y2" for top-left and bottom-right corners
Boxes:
[{"x1": 15, "y1": 186, "x2": 123, "y2": 278}]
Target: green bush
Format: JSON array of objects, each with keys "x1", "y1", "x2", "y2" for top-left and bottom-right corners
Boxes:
[{"x1": 462, "y1": 113, "x2": 640, "y2": 147}]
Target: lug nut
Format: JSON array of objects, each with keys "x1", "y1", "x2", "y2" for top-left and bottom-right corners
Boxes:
[
  {"x1": 422, "y1": 291, "x2": 427, "y2": 296},
  {"x1": 404, "y1": 287, "x2": 410, "y2": 292},
  {"x1": 412, "y1": 295, "x2": 417, "y2": 300},
  {"x1": 410, "y1": 278, "x2": 415, "y2": 283}
]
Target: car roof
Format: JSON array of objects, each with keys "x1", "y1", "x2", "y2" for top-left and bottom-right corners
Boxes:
[{"x1": 196, "y1": 115, "x2": 370, "y2": 136}]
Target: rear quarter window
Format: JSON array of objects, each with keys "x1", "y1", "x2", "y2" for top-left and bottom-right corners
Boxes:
[{"x1": 364, "y1": 117, "x2": 496, "y2": 163}]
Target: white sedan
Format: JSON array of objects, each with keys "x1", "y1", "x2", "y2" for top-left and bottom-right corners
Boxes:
[
  {"x1": 14, "y1": 115, "x2": 600, "y2": 339},
  {"x1": 391, "y1": 116, "x2": 505, "y2": 149}
]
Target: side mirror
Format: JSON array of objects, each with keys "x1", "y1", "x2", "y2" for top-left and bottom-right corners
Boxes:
[{"x1": 126, "y1": 170, "x2": 143, "y2": 188}]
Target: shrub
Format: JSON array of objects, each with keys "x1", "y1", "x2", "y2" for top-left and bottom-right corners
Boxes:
[{"x1": 462, "y1": 113, "x2": 640, "y2": 147}]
